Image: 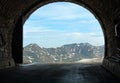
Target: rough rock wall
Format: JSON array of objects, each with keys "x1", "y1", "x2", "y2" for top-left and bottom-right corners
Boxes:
[{"x1": 0, "y1": 18, "x2": 15, "y2": 69}]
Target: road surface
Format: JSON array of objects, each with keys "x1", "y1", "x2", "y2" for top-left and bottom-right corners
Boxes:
[{"x1": 0, "y1": 63, "x2": 120, "y2": 83}]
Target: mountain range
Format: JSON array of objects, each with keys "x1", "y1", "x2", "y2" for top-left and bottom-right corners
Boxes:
[{"x1": 23, "y1": 43, "x2": 104, "y2": 64}]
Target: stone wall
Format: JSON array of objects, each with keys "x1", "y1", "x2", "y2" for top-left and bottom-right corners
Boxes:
[{"x1": 0, "y1": 21, "x2": 15, "y2": 69}]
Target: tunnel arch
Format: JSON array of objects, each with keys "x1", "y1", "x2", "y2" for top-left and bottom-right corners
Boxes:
[
  {"x1": 12, "y1": 0, "x2": 107, "y2": 64},
  {"x1": 0, "y1": 0, "x2": 119, "y2": 78}
]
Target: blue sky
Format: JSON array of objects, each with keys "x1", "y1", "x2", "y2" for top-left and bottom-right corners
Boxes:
[{"x1": 23, "y1": 2, "x2": 104, "y2": 48}]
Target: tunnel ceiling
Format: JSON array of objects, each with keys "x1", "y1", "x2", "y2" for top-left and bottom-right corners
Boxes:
[{"x1": 0, "y1": 0, "x2": 120, "y2": 26}]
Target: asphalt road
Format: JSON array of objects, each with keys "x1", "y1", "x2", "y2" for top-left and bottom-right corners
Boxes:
[{"x1": 0, "y1": 63, "x2": 120, "y2": 83}]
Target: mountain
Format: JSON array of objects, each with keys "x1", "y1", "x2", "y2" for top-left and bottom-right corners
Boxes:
[
  {"x1": 23, "y1": 43, "x2": 104, "y2": 64},
  {"x1": 23, "y1": 43, "x2": 54, "y2": 64}
]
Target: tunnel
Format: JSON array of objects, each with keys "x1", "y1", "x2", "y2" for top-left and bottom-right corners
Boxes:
[{"x1": 0, "y1": 0, "x2": 120, "y2": 83}]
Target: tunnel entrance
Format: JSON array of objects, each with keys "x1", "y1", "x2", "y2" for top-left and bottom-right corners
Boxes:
[
  {"x1": 23, "y1": 2, "x2": 104, "y2": 64},
  {"x1": 2, "y1": 0, "x2": 120, "y2": 81}
]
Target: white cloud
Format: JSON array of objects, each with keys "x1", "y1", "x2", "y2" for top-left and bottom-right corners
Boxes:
[
  {"x1": 64, "y1": 32, "x2": 104, "y2": 46},
  {"x1": 23, "y1": 26, "x2": 64, "y2": 38},
  {"x1": 65, "y1": 32, "x2": 102, "y2": 39},
  {"x1": 24, "y1": 28, "x2": 40, "y2": 33},
  {"x1": 78, "y1": 19, "x2": 97, "y2": 24},
  {"x1": 30, "y1": 2, "x2": 95, "y2": 21},
  {"x1": 65, "y1": 32, "x2": 83, "y2": 39}
]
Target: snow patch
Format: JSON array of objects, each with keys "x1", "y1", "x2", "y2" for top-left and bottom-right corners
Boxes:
[{"x1": 75, "y1": 58, "x2": 103, "y2": 63}]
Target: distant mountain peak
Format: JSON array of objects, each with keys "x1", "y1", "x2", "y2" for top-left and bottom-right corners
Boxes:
[
  {"x1": 23, "y1": 43, "x2": 104, "y2": 64},
  {"x1": 25, "y1": 43, "x2": 40, "y2": 48},
  {"x1": 62, "y1": 43, "x2": 92, "y2": 47},
  {"x1": 29, "y1": 43, "x2": 39, "y2": 46},
  {"x1": 24, "y1": 43, "x2": 42, "y2": 51}
]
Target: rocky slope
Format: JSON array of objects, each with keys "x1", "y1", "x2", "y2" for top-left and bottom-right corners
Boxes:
[{"x1": 23, "y1": 43, "x2": 104, "y2": 64}]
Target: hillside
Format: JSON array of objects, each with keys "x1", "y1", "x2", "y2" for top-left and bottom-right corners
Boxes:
[{"x1": 23, "y1": 43, "x2": 104, "y2": 64}]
